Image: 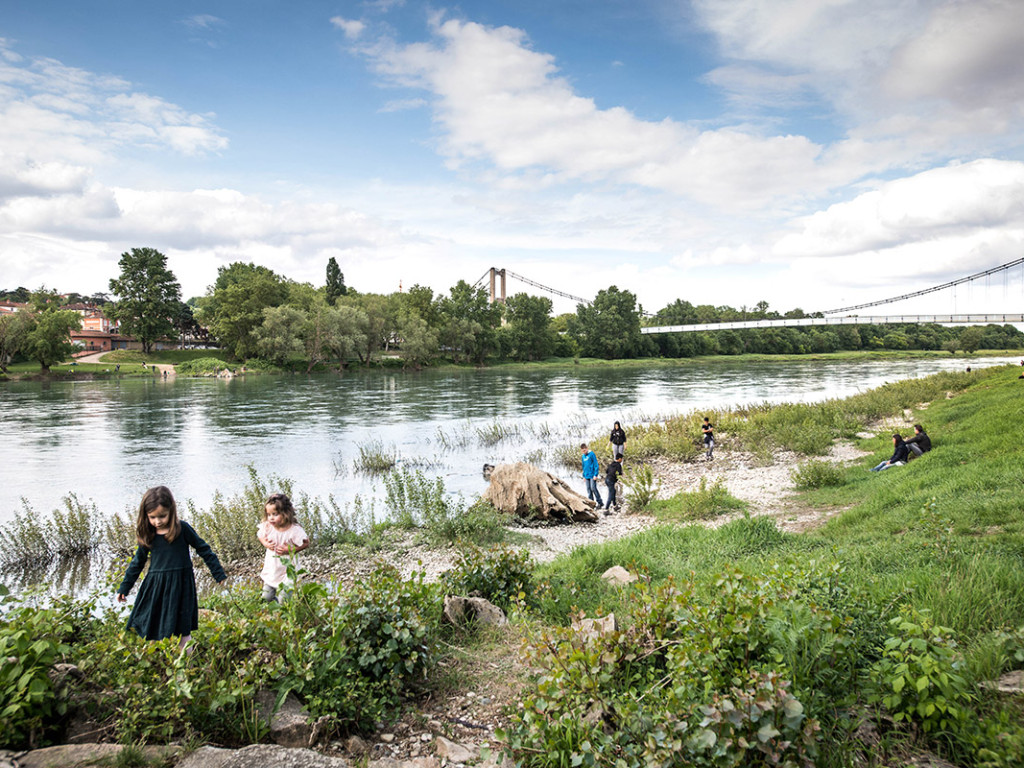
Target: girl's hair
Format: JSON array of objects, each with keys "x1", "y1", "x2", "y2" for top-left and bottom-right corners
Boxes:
[
  {"x1": 136, "y1": 485, "x2": 181, "y2": 547},
  {"x1": 892, "y1": 433, "x2": 904, "y2": 443},
  {"x1": 264, "y1": 492, "x2": 297, "y2": 527}
]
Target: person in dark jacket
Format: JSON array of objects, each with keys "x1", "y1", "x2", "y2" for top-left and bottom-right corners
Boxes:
[
  {"x1": 870, "y1": 433, "x2": 910, "y2": 471},
  {"x1": 904, "y1": 424, "x2": 931, "y2": 457},
  {"x1": 609, "y1": 421, "x2": 627, "y2": 460},
  {"x1": 603, "y1": 456, "x2": 623, "y2": 513}
]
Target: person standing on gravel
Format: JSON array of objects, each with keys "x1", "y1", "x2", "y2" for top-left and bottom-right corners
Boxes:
[
  {"x1": 702, "y1": 417, "x2": 715, "y2": 461},
  {"x1": 603, "y1": 455, "x2": 623, "y2": 513},
  {"x1": 581, "y1": 443, "x2": 603, "y2": 508},
  {"x1": 609, "y1": 421, "x2": 627, "y2": 460}
]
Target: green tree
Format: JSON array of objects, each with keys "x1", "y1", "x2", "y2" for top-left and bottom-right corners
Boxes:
[
  {"x1": 504, "y1": 293, "x2": 556, "y2": 361},
  {"x1": 107, "y1": 248, "x2": 182, "y2": 354},
  {"x1": 342, "y1": 293, "x2": 401, "y2": 364},
  {"x1": 438, "y1": 281, "x2": 501, "y2": 363},
  {"x1": 571, "y1": 286, "x2": 650, "y2": 359},
  {"x1": 399, "y1": 312, "x2": 438, "y2": 369},
  {"x1": 959, "y1": 326, "x2": 985, "y2": 353},
  {"x1": 303, "y1": 301, "x2": 367, "y2": 371},
  {"x1": 325, "y1": 257, "x2": 346, "y2": 305},
  {"x1": 0, "y1": 311, "x2": 34, "y2": 372},
  {"x1": 254, "y1": 306, "x2": 307, "y2": 365},
  {"x1": 197, "y1": 263, "x2": 289, "y2": 359},
  {"x1": 25, "y1": 290, "x2": 81, "y2": 372}
]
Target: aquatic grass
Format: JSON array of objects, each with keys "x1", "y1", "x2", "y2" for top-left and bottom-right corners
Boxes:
[
  {"x1": 475, "y1": 419, "x2": 521, "y2": 446},
  {"x1": 354, "y1": 440, "x2": 399, "y2": 474},
  {"x1": 0, "y1": 495, "x2": 104, "y2": 568}
]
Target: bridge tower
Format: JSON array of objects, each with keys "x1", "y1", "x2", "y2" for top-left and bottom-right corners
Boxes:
[{"x1": 488, "y1": 267, "x2": 506, "y2": 304}]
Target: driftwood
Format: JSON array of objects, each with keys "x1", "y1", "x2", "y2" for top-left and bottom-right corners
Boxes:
[{"x1": 483, "y1": 462, "x2": 599, "y2": 522}]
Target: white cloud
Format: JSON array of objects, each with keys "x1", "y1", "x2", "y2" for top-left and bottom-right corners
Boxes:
[
  {"x1": 182, "y1": 15, "x2": 224, "y2": 31},
  {"x1": 0, "y1": 39, "x2": 228, "y2": 179},
  {"x1": 350, "y1": 16, "x2": 843, "y2": 209},
  {"x1": 330, "y1": 16, "x2": 366, "y2": 40}
]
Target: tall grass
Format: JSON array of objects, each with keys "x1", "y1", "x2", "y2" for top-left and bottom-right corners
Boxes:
[
  {"x1": 0, "y1": 495, "x2": 103, "y2": 567},
  {"x1": 647, "y1": 477, "x2": 747, "y2": 521},
  {"x1": 354, "y1": 440, "x2": 399, "y2": 474}
]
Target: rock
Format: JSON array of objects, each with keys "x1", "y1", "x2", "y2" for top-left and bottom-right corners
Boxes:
[
  {"x1": 256, "y1": 689, "x2": 313, "y2": 748},
  {"x1": 483, "y1": 462, "x2": 598, "y2": 522},
  {"x1": 380, "y1": 733, "x2": 396, "y2": 743},
  {"x1": 980, "y1": 668, "x2": 1024, "y2": 693},
  {"x1": 344, "y1": 735, "x2": 369, "y2": 756},
  {"x1": 434, "y1": 736, "x2": 478, "y2": 764},
  {"x1": 368, "y1": 759, "x2": 439, "y2": 768},
  {"x1": 601, "y1": 566, "x2": 637, "y2": 585},
  {"x1": 18, "y1": 744, "x2": 176, "y2": 768},
  {"x1": 175, "y1": 744, "x2": 350, "y2": 768},
  {"x1": 443, "y1": 596, "x2": 508, "y2": 627},
  {"x1": 571, "y1": 613, "x2": 618, "y2": 641}
]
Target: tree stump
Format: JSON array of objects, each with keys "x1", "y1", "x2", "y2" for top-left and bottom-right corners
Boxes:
[{"x1": 483, "y1": 462, "x2": 598, "y2": 522}]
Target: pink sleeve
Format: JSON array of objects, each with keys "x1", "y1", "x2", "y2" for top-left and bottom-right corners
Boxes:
[{"x1": 289, "y1": 525, "x2": 308, "y2": 546}]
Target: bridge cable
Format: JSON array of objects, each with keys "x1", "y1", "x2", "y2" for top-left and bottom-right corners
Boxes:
[{"x1": 817, "y1": 256, "x2": 1024, "y2": 315}]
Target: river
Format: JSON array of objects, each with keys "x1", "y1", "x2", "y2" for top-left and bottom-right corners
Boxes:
[{"x1": 2, "y1": 355, "x2": 1016, "y2": 526}]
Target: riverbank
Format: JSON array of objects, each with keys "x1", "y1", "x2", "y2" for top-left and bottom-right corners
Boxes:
[{"x1": 4, "y1": 346, "x2": 1024, "y2": 382}]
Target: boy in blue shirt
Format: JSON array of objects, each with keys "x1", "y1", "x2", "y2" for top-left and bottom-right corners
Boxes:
[{"x1": 580, "y1": 443, "x2": 603, "y2": 508}]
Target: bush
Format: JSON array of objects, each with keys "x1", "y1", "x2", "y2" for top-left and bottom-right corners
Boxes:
[
  {"x1": 790, "y1": 459, "x2": 846, "y2": 490},
  {"x1": 442, "y1": 545, "x2": 534, "y2": 610},
  {"x1": 867, "y1": 608, "x2": 971, "y2": 734},
  {"x1": 0, "y1": 588, "x2": 73, "y2": 748},
  {"x1": 621, "y1": 463, "x2": 661, "y2": 511},
  {"x1": 176, "y1": 357, "x2": 231, "y2": 375}
]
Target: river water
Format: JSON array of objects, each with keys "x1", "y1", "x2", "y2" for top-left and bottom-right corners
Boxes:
[{"x1": 2, "y1": 356, "x2": 1016, "y2": 526}]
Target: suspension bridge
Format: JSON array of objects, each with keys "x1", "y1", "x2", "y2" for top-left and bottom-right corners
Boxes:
[{"x1": 472, "y1": 260, "x2": 1024, "y2": 333}]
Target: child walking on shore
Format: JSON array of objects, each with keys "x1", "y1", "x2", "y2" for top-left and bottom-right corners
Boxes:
[
  {"x1": 116, "y1": 486, "x2": 227, "y2": 645},
  {"x1": 257, "y1": 492, "x2": 309, "y2": 603}
]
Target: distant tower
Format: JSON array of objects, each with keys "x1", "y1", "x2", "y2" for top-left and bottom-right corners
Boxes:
[
  {"x1": 399, "y1": 280, "x2": 403, "y2": 293},
  {"x1": 488, "y1": 267, "x2": 506, "y2": 304}
]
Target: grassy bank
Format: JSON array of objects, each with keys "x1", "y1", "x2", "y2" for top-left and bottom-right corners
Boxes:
[{"x1": 3, "y1": 366, "x2": 1024, "y2": 765}]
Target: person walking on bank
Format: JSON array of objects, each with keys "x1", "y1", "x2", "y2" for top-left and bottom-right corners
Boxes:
[
  {"x1": 116, "y1": 486, "x2": 227, "y2": 647},
  {"x1": 581, "y1": 443, "x2": 603, "y2": 508},
  {"x1": 702, "y1": 416, "x2": 715, "y2": 461},
  {"x1": 603, "y1": 455, "x2": 623, "y2": 513},
  {"x1": 904, "y1": 424, "x2": 931, "y2": 458},
  {"x1": 609, "y1": 421, "x2": 627, "y2": 460}
]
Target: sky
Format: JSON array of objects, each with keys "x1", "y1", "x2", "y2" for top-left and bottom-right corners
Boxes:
[{"x1": 2, "y1": 0, "x2": 1024, "y2": 317}]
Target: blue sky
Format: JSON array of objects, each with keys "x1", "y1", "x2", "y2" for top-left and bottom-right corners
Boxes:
[{"x1": 2, "y1": 0, "x2": 1024, "y2": 315}]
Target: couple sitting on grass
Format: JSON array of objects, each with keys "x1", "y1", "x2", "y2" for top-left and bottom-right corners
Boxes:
[{"x1": 870, "y1": 424, "x2": 931, "y2": 472}]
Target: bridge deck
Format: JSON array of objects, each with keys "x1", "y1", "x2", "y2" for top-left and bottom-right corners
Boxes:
[{"x1": 641, "y1": 315, "x2": 1024, "y2": 334}]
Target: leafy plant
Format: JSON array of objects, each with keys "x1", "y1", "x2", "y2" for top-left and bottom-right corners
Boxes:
[
  {"x1": 867, "y1": 608, "x2": 971, "y2": 733},
  {"x1": 442, "y1": 545, "x2": 534, "y2": 610},
  {"x1": 621, "y1": 463, "x2": 661, "y2": 510},
  {"x1": 0, "y1": 587, "x2": 73, "y2": 748}
]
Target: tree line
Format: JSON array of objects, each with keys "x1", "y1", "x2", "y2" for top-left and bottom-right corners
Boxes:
[{"x1": 3, "y1": 247, "x2": 1022, "y2": 373}]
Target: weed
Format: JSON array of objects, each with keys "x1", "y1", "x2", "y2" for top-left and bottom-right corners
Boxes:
[{"x1": 791, "y1": 459, "x2": 846, "y2": 490}]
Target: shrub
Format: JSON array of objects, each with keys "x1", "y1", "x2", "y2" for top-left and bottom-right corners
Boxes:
[
  {"x1": 867, "y1": 607, "x2": 971, "y2": 734},
  {"x1": 621, "y1": 463, "x2": 661, "y2": 511},
  {"x1": 0, "y1": 588, "x2": 73, "y2": 748},
  {"x1": 790, "y1": 459, "x2": 846, "y2": 490},
  {"x1": 176, "y1": 357, "x2": 231, "y2": 375},
  {"x1": 442, "y1": 545, "x2": 534, "y2": 610}
]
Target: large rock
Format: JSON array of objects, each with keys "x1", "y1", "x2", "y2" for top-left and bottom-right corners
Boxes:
[
  {"x1": 443, "y1": 596, "x2": 507, "y2": 627},
  {"x1": 256, "y1": 690, "x2": 313, "y2": 748},
  {"x1": 175, "y1": 745, "x2": 350, "y2": 768},
  {"x1": 483, "y1": 462, "x2": 598, "y2": 522},
  {"x1": 18, "y1": 744, "x2": 177, "y2": 768}
]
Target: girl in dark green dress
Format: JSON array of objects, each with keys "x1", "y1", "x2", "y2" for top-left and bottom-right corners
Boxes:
[{"x1": 116, "y1": 486, "x2": 227, "y2": 645}]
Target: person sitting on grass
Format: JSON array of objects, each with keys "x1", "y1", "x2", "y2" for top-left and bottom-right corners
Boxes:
[
  {"x1": 870, "y1": 433, "x2": 910, "y2": 472},
  {"x1": 904, "y1": 424, "x2": 931, "y2": 458}
]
